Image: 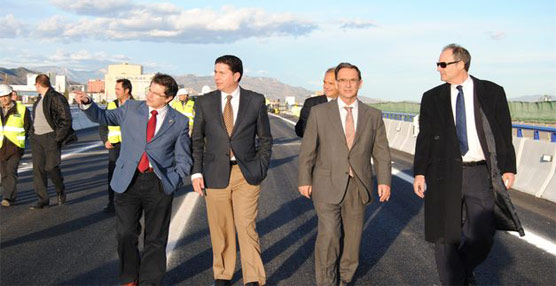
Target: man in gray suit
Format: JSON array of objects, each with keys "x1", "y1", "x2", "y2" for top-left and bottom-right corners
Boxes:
[
  {"x1": 191, "y1": 55, "x2": 272, "y2": 286},
  {"x1": 298, "y1": 62, "x2": 392, "y2": 286}
]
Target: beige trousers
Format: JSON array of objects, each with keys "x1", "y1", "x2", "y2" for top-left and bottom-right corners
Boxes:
[{"x1": 205, "y1": 165, "x2": 266, "y2": 285}]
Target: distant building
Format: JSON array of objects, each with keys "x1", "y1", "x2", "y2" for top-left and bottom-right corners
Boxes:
[
  {"x1": 104, "y1": 63, "x2": 154, "y2": 100},
  {"x1": 55, "y1": 75, "x2": 66, "y2": 94},
  {"x1": 87, "y1": 80, "x2": 105, "y2": 93}
]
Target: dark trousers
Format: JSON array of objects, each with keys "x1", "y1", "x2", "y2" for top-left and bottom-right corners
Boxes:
[
  {"x1": 115, "y1": 171, "x2": 174, "y2": 286},
  {"x1": 313, "y1": 178, "x2": 366, "y2": 286},
  {"x1": 1, "y1": 154, "x2": 22, "y2": 201},
  {"x1": 107, "y1": 147, "x2": 120, "y2": 203},
  {"x1": 31, "y1": 133, "x2": 65, "y2": 203},
  {"x1": 435, "y1": 164, "x2": 495, "y2": 285}
]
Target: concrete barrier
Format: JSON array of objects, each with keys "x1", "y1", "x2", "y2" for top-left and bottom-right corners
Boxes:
[
  {"x1": 391, "y1": 121, "x2": 412, "y2": 151},
  {"x1": 382, "y1": 116, "x2": 556, "y2": 204},
  {"x1": 512, "y1": 138, "x2": 556, "y2": 198}
]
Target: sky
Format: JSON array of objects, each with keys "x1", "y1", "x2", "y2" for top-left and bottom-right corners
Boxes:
[{"x1": 1, "y1": 0, "x2": 555, "y2": 101}]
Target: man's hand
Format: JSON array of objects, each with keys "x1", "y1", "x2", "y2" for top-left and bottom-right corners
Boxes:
[
  {"x1": 413, "y1": 175, "x2": 426, "y2": 198},
  {"x1": 105, "y1": 141, "x2": 114, "y2": 149},
  {"x1": 73, "y1": 91, "x2": 91, "y2": 105},
  {"x1": 502, "y1": 172, "x2": 515, "y2": 190},
  {"x1": 377, "y1": 184, "x2": 391, "y2": 202},
  {"x1": 192, "y1": 177, "x2": 205, "y2": 196},
  {"x1": 298, "y1": 185, "x2": 312, "y2": 199}
]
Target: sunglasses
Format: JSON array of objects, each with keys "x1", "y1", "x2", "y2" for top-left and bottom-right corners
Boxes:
[{"x1": 436, "y1": 61, "x2": 460, "y2": 68}]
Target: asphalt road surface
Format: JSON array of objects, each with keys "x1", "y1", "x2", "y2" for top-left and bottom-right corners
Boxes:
[{"x1": 1, "y1": 115, "x2": 555, "y2": 285}]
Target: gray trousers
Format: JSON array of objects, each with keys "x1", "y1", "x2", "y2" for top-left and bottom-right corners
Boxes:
[
  {"x1": 1, "y1": 154, "x2": 22, "y2": 201},
  {"x1": 313, "y1": 178, "x2": 366, "y2": 286}
]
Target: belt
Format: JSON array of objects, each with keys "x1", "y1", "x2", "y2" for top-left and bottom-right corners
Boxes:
[
  {"x1": 230, "y1": 161, "x2": 238, "y2": 166},
  {"x1": 462, "y1": 160, "x2": 486, "y2": 167}
]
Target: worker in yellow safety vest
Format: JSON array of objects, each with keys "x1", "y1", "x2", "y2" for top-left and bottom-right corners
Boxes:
[
  {"x1": 171, "y1": 88, "x2": 195, "y2": 133},
  {"x1": 98, "y1": 79, "x2": 134, "y2": 212},
  {"x1": 0, "y1": 84, "x2": 31, "y2": 207}
]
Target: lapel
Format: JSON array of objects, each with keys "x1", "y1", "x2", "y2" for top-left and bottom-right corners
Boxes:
[
  {"x1": 328, "y1": 100, "x2": 349, "y2": 151},
  {"x1": 231, "y1": 87, "x2": 252, "y2": 136},
  {"x1": 151, "y1": 106, "x2": 176, "y2": 142},
  {"x1": 434, "y1": 83, "x2": 456, "y2": 133},
  {"x1": 351, "y1": 99, "x2": 367, "y2": 148},
  {"x1": 471, "y1": 76, "x2": 490, "y2": 156},
  {"x1": 212, "y1": 91, "x2": 228, "y2": 134},
  {"x1": 137, "y1": 102, "x2": 148, "y2": 142}
]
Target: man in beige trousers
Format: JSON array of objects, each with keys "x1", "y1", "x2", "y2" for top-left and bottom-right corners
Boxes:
[{"x1": 298, "y1": 62, "x2": 392, "y2": 286}]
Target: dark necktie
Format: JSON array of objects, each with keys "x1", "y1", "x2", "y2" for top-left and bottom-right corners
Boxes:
[
  {"x1": 456, "y1": 85, "x2": 468, "y2": 155},
  {"x1": 223, "y1": 95, "x2": 234, "y2": 158},
  {"x1": 138, "y1": 110, "x2": 158, "y2": 172}
]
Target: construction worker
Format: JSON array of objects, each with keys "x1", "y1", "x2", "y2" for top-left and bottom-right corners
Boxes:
[
  {"x1": 171, "y1": 88, "x2": 195, "y2": 132},
  {"x1": 98, "y1": 79, "x2": 134, "y2": 212},
  {"x1": 1, "y1": 84, "x2": 31, "y2": 207}
]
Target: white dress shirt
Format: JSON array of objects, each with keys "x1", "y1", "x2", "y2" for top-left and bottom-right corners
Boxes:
[
  {"x1": 337, "y1": 98, "x2": 358, "y2": 134},
  {"x1": 450, "y1": 75, "x2": 485, "y2": 162},
  {"x1": 221, "y1": 86, "x2": 240, "y2": 125}
]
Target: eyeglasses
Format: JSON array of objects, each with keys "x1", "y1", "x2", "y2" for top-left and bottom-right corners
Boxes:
[
  {"x1": 436, "y1": 61, "x2": 460, "y2": 68},
  {"x1": 148, "y1": 88, "x2": 166, "y2": 98},
  {"x1": 337, "y1": 78, "x2": 360, "y2": 85}
]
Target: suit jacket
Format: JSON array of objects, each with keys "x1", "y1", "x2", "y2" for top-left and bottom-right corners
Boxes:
[
  {"x1": 82, "y1": 100, "x2": 192, "y2": 194},
  {"x1": 413, "y1": 75, "x2": 520, "y2": 243},
  {"x1": 298, "y1": 99, "x2": 392, "y2": 205},
  {"x1": 31, "y1": 87, "x2": 77, "y2": 146},
  {"x1": 295, "y1": 95, "x2": 328, "y2": 137},
  {"x1": 191, "y1": 87, "x2": 273, "y2": 188}
]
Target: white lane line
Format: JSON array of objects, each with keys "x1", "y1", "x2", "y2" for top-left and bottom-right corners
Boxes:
[
  {"x1": 166, "y1": 192, "x2": 200, "y2": 267},
  {"x1": 273, "y1": 113, "x2": 556, "y2": 256},
  {"x1": 269, "y1": 113, "x2": 297, "y2": 125},
  {"x1": 18, "y1": 141, "x2": 104, "y2": 172}
]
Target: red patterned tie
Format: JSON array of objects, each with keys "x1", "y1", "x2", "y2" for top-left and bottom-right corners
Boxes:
[{"x1": 137, "y1": 110, "x2": 158, "y2": 172}]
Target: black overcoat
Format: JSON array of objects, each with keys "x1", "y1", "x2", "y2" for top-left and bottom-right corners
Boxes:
[{"x1": 414, "y1": 76, "x2": 524, "y2": 243}]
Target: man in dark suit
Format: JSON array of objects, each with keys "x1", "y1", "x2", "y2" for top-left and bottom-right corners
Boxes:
[
  {"x1": 191, "y1": 55, "x2": 272, "y2": 286},
  {"x1": 30, "y1": 74, "x2": 77, "y2": 209},
  {"x1": 295, "y1": 67, "x2": 338, "y2": 137},
  {"x1": 298, "y1": 63, "x2": 391, "y2": 286},
  {"x1": 75, "y1": 73, "x2": 192, "y2": 286},
  {"x1": 413, "y1": 44, "x2": 523, "y2": 285}
]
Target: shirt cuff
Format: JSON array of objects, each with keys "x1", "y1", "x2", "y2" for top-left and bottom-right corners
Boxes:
[
  {"x1": 191, "y1": 173, "x2": 203, "y2": 180},
  {"x1": 79, "y1": 97, "x2": 93, "y2": 110}
]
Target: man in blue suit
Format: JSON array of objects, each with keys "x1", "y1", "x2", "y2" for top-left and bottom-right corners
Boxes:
[{"x1": 74, "y1": 73, "x2": 192, "y2": 286}]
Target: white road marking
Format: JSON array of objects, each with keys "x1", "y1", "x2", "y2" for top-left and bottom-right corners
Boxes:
[
  {"x1": 18, "y1": 141, "x2": 104, "y2": 172},
  {"x1": 269, "y1": 113, "x2": 297, "y2": 125},
  {"x1": 166, "y1": 192, "x2": 200, "y2": 267},
  {"x1": 273, "y1": 113, "x2": 556, "y2": 256}
]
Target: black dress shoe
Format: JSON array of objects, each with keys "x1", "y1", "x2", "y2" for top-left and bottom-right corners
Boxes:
[
  {"x1": 103, "y1": 202, "x2": 115, "y2": 212},
  {"x1": 30, "y1": 201, "x2": 49, "y2": 209},
  {"x1": 212, "y1": 279, "x2": 231, "y2": 286},
  {"x1": 245, "y1": 282, "x2": 260, "y2": 286},
  {"x1": 57, "y1": 192, "x2": 66, "y2": 205}
]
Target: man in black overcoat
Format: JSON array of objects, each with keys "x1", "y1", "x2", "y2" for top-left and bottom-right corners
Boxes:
[{"x1": 413, "y1": 44, "x2": 524, "y2": 285}]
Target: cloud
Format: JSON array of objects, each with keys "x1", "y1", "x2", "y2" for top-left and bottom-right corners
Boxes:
[
  {"x1": 488, "y1": 31, "x2": 506, "y2": 40},
  {"x1": 339, "y1": 19, "x2": 378, "y2": 30},
  {"x1": 50, "y1": 0, "x2": 131, "y2": 16},
  {"x1": 32, "y1": 3, "x2": 317, "y2": 43},
  {"x1": 0, "y1": 49, "x2": 131, "y2": 70},
  {"x1": 0, "y1": 14, "x2": 28, "y2": 38}
]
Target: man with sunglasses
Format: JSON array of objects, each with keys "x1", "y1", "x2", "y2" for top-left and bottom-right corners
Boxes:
[{"x1": 413, "y1": 44, "x2": 523, "y2": 285}]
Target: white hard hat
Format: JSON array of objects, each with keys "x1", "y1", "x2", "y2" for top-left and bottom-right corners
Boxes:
[
  {"x1": 0, "y1": 84, "x2": 13, "y2": 97},
  {"x1": 177, "y1": 88, "x2": 189, "y2": 96}
]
